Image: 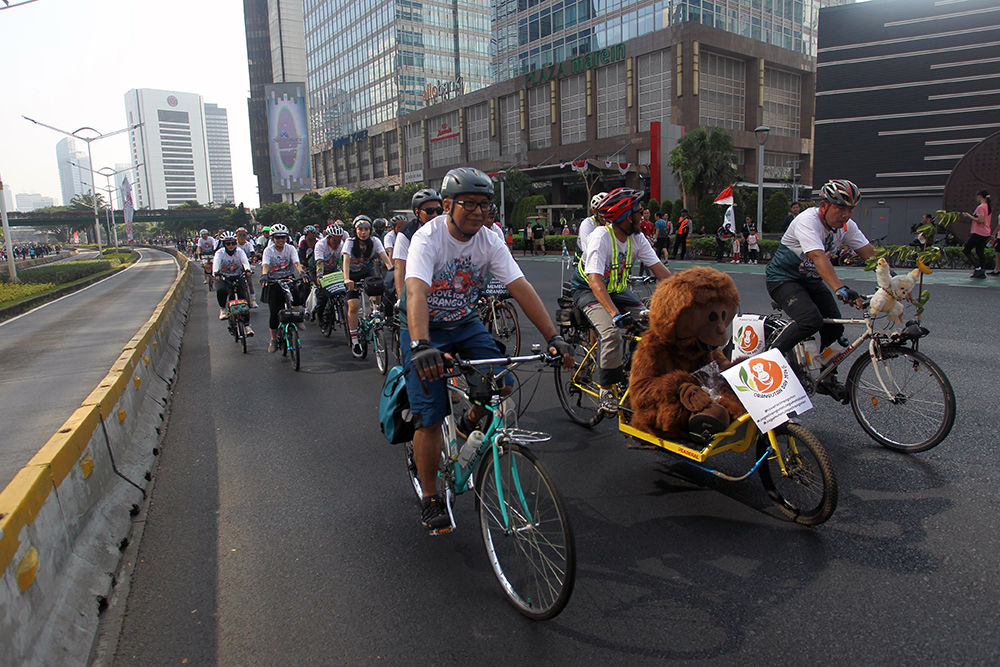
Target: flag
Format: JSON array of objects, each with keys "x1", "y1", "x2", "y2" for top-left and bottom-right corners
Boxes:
[
  {"x1": 713, "y1": 186, "x2": 734, "y2": 206},
  {"x1": 571, "y1": 160, "x2": 589, "y2": 172},
  {"x1": 122, "y1": 175, "x2": 135, "y2": 241},
  {"x1": 722, "y1": 205, "x2": 735, "y2": 233}
]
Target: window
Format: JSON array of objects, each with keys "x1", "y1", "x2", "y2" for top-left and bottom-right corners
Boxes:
[
  {"x1": 764, "y1": 151, "x2": 796, "y2": 181},
  {"x1": 597, "y1": 62, "x2": 627, "y2": 139},
  {"x1": 406, "y1": 122, "x2": 423, "y2": 174},
  {"x1": 467, "y1": 103, "x2": 491, "y2": 162},
  {"x1": 528, "y1": 85, "x2": 550, "y2": 150},
  {"x1": 637, "y1": 49, "x2": 671, "y2": 132},
  {"x1": 763, "y1": 68, "x2": 801, "y2": 138},
  {"x1": 499, "y1": 93, "x2": 521, "y2": 156},
  {"x1": 699, "y1": 52, "x2": 745, "y2": 131},
  {"x1": 560, "y1": 74, "x2": 586, "y2": 145}
]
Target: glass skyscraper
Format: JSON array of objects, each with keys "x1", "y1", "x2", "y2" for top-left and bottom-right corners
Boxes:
[
  {"x1": 492, "y1": 0, "x2": 818, "y2": 83},
  {"x1": 302, "y1": 0, "x2": 493, "y2": 145}
]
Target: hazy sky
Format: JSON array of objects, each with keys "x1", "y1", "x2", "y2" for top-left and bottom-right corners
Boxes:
[{"x1": 0, "y1": 0, "x2": 259, "y2": 208}]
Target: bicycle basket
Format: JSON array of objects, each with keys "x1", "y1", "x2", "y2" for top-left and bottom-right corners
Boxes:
[
  {"x1": 363, "y1": 276, "x2": 385, "y2": 296},
  {"x1": 228, "y1": 299, "x2": 250, "y2": 319},
  {"x1": 279, "y1": 307, "x2": 305, "y2": 323}
]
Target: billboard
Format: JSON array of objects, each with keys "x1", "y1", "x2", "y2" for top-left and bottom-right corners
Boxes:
[{"x1": 265, "y1": 83, "x2": 311, "y2": 194}]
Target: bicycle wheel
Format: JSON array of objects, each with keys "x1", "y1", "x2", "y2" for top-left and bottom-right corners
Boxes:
[
  {"x1": 846, "y1": 346, "x2": 956, "y2": 452},
  {"x1": 290, "y1": 327, "x2": 301, "y2": 371},
  {"x1": 553, "y1": 342, "x2": 605, "y2": 427},
  {"x1": 319, "y1": 303, "x2": 332, "y2": 337},
  {"x1": 374, "y1": 325, "x2": 388, "y2": 374},
  {"x1": 341, "y1": 300, "x2": 353, "y2": 348},
  {"x1": 488, "y1": 301, "x2": 521, "y2": 356},
  {"x1": 757, "y1": 423, "x2": 838, "y2": 526},
  {"x1": 475, "y1": 443, "x2": 576, "y2": 620},
  {"x1": 280, "y1": 327, "x2": 288, "y2": 356},
  {"x1": 237, "y1": 321, "x2": 247, "y2": 354},
  {"x1": 392, "y1": 324, "x2": 402, "y2": 365}
]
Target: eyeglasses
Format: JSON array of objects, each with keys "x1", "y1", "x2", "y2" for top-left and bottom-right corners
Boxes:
[
  {"x1": 223, "y1": 241, "x2": 236, "y2": 246},
  {"x1": 453, "y1": 200, "x2": 491, "y2": 212},
  {"x1": 420, "y1": 206, "x2": 444, "y2": 216}
]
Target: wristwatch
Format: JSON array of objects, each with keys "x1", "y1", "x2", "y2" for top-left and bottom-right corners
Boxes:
[{"x1": 410, "y1": 338, "x2": 430, "y2": 351}]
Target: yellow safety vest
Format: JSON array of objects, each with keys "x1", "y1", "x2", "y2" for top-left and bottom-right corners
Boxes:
[{"x1": 577, "y1": 228, "x2": 633, "y2": 293}]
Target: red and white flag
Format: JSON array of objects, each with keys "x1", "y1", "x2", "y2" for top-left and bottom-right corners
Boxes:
[
  {"x1": 122, "y1": 175, "x2": 135, "y2": 241},
  {"x1": 713, "y1": 186, "x2": 734, "y2": 206}
]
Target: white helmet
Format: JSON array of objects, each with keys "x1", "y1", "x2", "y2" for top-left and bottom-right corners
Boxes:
[
  {"x1": 590, "y1": 192, "x2": 608, "y2": 210},
  {"x1": 270, "y1": 223, "x2": 290, "y2": 237}
]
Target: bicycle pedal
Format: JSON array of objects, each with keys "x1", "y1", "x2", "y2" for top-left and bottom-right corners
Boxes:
[{"x1": 429, "y1": 526, "x2": 455, "y2": 536}]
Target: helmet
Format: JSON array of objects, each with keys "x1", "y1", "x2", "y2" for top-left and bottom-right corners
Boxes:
[
  {"x1": 441, "y1": 168, "x2": 494, "y2": 200},
  {"x1": 597, "y1": 188, "x2": 645, "y2": 225},
  {"x1": 199, "y1": 228, "x2": 209, "y2": 235},
  {"x1": 411, "y1": 188, "x2": 442, "y2": 209},
  {"x1": 819, "y1": 179, "x2": 861, "y2": 207},
  {"x1": 325, "y1": 223, "x2": 345, "y2": 237},
  {"x1": 219, "y1": 231, "x2": 237, "y2": 241},
  {"x1": 353, "y1": 214, "x2": 372, "y2": 228},
  {"x1": 390, "y1": 214, "x2": 408, "y2": 226},
  {"x1": 489, "y1": 203, "x2": 499, "y2": 217},
  {"x1": 236, "y1": 227, "x2": 248, "y2": 234},
  {"x1": 373, "y1": 218, "x2": 387, "y2": 230},
  {"x1": 303, "y1": 225, "x2": 318, "y2": 236},
  {"x1": 270, "y1": 223, "x2": 290, "y2": 237},
  {"x1": 590, "y1": 192, "x2": 609, "y2": 210}
]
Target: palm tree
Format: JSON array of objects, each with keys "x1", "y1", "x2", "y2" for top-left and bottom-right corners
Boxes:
[
  {"x1": 667, "y1": 126, "x2": 739, "y2": 207},
  {"x1": 70, "y1": 191, "x2": 107, "y2": 211}
]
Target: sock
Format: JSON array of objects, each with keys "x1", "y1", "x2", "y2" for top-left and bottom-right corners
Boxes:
[
  {"x1": 270, "y1": 329, "x2": 278, "y2": 338},
  {"x1": 350, "y1": 329, "x2": 358, "y2": 343}
]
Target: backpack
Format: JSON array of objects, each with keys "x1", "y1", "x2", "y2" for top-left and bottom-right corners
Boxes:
[{"x1": 379, "y1": 365, "x2": 415, "y2": 444}]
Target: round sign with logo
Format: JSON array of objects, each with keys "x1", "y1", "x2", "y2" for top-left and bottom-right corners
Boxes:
[{"x1": 167, "y1": 96, "x2": 178, "y2": 107}]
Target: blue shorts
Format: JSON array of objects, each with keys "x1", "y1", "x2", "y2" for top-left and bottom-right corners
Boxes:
[{"x1": 401, "y1": 319, "x2": 514, "y2": 429}]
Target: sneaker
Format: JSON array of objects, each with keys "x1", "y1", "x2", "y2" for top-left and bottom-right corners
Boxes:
[
  {"x1": 599, "y1": 389, "x2": 619, "y2": 415},
  {"x1": 421, "y1": 495, "x2": 451, "y2": 531},
  {"x1": 245, "y1": 325, "x2": 254, "y2": 337},
  {"x1": 268, "y1": 338, "x2": 278, "y2": 353},
  {"x1": 352, "y1": 342, "x2": 364, "y2": 358},
  {"x1": 988, "y1": 271, "x2": 1000, "y2": 276},
  {"x1": 816, "y1": 373, "x2": 848, "y2": 404},
  {"x1": 219, "y1": 308, "x2": 228, "y2": 320},
  {"x1": 251, "y1": 297, "x2": 258, "y2": 308},
  {"x1": 971, "y1": 269, "x2": 986, "y2": 279}
]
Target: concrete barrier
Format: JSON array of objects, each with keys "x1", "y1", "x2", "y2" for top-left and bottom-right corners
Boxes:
[{"x1": 0, "y1": 249, "x2": 192, "y2": 666}]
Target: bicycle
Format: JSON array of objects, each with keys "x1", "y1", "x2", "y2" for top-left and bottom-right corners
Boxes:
[
  {"x1": 401, "y1": 349, "x2": 576, "y2": 619},
  {"x1": 317, "y1": 272, "x2": 349, "y2": 340},
  {"x1": 353, "y1": 276, "x2": 390, "y2": 374},
  {"x1": 200, "y1": 255, "x2": 214, "y2": 291},
  {"x1": 627, "y1": 274, "x2": 657, "y2": 307},
  {"x1": 221, "y1": 274, "x2": 251, "y2": 354},
  {"x1": 763, "y1": 300, "x2": 956, "y2": 453},
  {"x1": 477, "y1": 281, "x2": 521, "y2": 355},
  {"x1": 269, "y1": 277, "x2": 304, "y2": 371}
]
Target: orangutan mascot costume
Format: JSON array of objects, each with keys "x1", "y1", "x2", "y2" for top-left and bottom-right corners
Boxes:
[{"x1": 629, "y1": 266, "x2": 747, "y2": 440}]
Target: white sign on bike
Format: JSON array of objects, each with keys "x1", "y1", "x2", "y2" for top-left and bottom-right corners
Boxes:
[
  {"x1": 731, "y1": 314, "x2": 766, "y2": 360},
  {"x1": 320, "y1": 271, "x2": 346, "y2": 294},
  {"x1": 722, "y1": 348, "x2": 812, "y2": 432}
]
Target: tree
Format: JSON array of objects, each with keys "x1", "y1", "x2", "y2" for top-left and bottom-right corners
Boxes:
[
  {"x1": 70, "y1": 191, "x2": 106, "y2": 211},
  {"x1": 321, "y1": 188, "x2": 353, "y2": 222},
  {"x1": 763, "y1": 190, "x2": 790, "y2": 233},
  {"x1": 498, "y1": 169, "x2": 536, "y2": 221},
  {"x1": 510, "y1": 194, "x2": 546, "y2": 230},
  {"x1": 296, "y1": 193, "x2": 324, "y2": 231},
  {"x1": 647, "y1": 199, "x2": 660, "y2": 216},
  {"x1": 697, "y1": 195, "x2": 723, "y2": 234},
  {"x1": 667, "y1": 126, "x2": 739, "y2": 208},
  {"x1": 671, "y1": 199, "x2": 684, "y2": 223},
  {"x1": 255, "y1": 202, "x2": 297, "y2": 229},
  {"x1": 231, "y1": 203, "x2": 250, "y2": 229},
  {"x1": 390, "y1": 182, "x2": 423, "y2": 212}
]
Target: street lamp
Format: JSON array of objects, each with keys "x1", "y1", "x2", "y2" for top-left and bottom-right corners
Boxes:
[
  {"x1": 496, "y1": 170, "x2": 506, "y2": 229},
  {"x1": 0, "y1": 170, "x2": 17, "y2": 282},
  {"x1": 754, "y1": 125, "x2": 771, "y2": 232},
  {"x1": 97, "y1": 164, "x2": 142, "y2": 248},
  {"x1": 22, "y1": 116, "x2": 141, "y2": 253}
]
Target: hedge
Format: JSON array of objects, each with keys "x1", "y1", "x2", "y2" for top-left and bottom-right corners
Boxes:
[{"x1": 6, "y1": 252, "x2": 136, "y2": 286}]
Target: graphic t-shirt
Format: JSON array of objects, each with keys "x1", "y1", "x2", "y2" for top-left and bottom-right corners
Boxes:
[
  {"x1": 571, "y1": 226, "x2": 659, "y2": 291},
  {"x1": 402, "y1": 216, "x2": 523, "y2": 328},
  {"x1": 343, "y1": 236, "x2": 386, "y2": 276},
  {"x1": 314, "y1": 236, "x2": 347, "y2": 275},
  {"x1": 262, "y1": 243, "x2": 299, "y2": 279},
  {"x1": 766, "y1": 206, "x2": 870, "y2": 283},
  {"x1": 197, "y1": 237, "x2": 216, "y2": 256},
  {"x1": 213, "y1": 247, "x2": 251, "y2": 277},
  {"x1": 236, "y1": 240, "x2": 256, "y2": 259}
]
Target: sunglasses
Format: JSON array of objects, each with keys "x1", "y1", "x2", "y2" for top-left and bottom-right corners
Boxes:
[
  {"x1": 420, "y1": 206, "x2": 444, "y2": 216},
  {"x1": 223, "y1": 241, "x2": 236, "y2": 246},
  {"x1": 453, "y1": 200, "x2": 491, "y2": 212},
  {"x1": 272, "y1": 235, "x2": 288, "y2": 240}
]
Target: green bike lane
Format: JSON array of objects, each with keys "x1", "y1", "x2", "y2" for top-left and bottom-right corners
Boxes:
[{"x1": 105, "y1": 259, "x2": 998, "y2": 666}]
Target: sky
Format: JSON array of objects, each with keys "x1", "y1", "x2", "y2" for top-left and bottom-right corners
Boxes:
[{"x1": 0, "y1": 0, "x2": 259, "y2": 209}]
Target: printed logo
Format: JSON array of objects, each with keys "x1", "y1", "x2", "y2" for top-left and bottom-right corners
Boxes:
[
  {"x1": 735, "y1": 358, "x2": 783, "y2": 395},
  {"x1": 167, "y1": 95, "x2": 178, "y2": 107},
  {"x1": 736, "y1": 326, "x2": 760, "y2": 354}
]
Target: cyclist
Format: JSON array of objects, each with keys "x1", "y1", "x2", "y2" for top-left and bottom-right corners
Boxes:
[
  {"x1": 260, "y1": 223, "x2": 308, "y2": 353},
  {"x1": 766, "y1": 179, "x2": 876, "y2": 400},
  {"x1": 213, "y1": 231, "x2": 254, "y2": 336},
  {"x1": 256, "y1": 227, "x2": 271, "y2": 255},
  {"x1": 373, "y1": 217, "x2": 388, "y2": 241},
  {"x1": 196, "y1": 229, "x2": 217, "y2": 284},
  {"x1": 314, "y1": 223, "x2": 349, "y2": 322},
  {"x1": 574, "y1": 192, "x2": 609, "y2": 266},
  {"x1": 571, "y1": 187, "x2": 672, "y2": 414},
  {"x1": 384, "y1": 214, "x2": 407, "y2": 260},
  {"x1": 235, "y1": 227, "x2": 258, "y2": 308},
  {"x1": 298, "y1": 224, "x2": 320, "y2": 271},
  {"x1": 393, "y1": 188, "x2": 444, "y2": 299},
  {"x1": 402, "y1": 167, "x2": 573, "y2": 530},
  {"x1": 343, "y1": 215, "x2": 392, "y2": 357}
]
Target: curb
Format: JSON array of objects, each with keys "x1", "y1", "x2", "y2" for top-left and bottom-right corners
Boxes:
[{"x1": 0, "y1": 249, "x2": 192, "y2": 667}]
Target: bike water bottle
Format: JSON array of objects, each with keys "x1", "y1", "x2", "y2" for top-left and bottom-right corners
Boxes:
[
  {"x1": 458, "y1": 430, "x2": 485, "y2": 469},
  {"x1": 802, "y1": 339, "x2": 822, "y2": 371}
]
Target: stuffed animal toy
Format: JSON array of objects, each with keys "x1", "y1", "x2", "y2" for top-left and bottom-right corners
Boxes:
[
  {"x1": 869, "y1": 257, "x2": 931, "y2": 322},
  {"x1": 629, "y1": 267, "x2": 746, "y2": 441}
]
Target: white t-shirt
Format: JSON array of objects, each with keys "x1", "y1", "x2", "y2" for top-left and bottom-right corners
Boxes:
[
  {"x1": 236, "y1": 240, "x2": 256, "y2": 259},
  {"x1": 393, "y1": 230, "x2": 413, "y2": 263},
  {"x1": 489, "y1": 222, "x2": 505, "y2": 242},
  {"x1": 314, "y1": 235, "x2": 348, "y2": 270},
  {"x1": 576, "y1": 216, "x2": 600, "y2": 255},
  {"x1": 384, "y1": 229, "x2": 397, "y2": 251},
  {"x1": 343, "y1": 236, "x2": 386, "y2": 276},
  {"x1": 197, "y1": 236, "x2": 216, "y2": 255},
  {"x1": 213, "y1": 247, "x2": 251, "y2": 276},
  {"x1": 404, "y1": 216, "x2": 523, "y2": 327},
  {"x1": 582, "y1": 226, "x2": 659, "y2": 279},
  {"x1": 262, "y1": 243, "x2": 299, "y2": 279},
  {"x1": 766, "y1": 206, "x2": 870, "y2": 283}
]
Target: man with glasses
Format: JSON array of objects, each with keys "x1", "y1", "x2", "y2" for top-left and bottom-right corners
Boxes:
[{"x1": 401, "y1": 167, "x2": 573, "y2": 531}]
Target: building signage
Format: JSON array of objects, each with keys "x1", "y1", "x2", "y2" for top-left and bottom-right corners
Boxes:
[
  {"x1": 423, "y1": 76, "x2": 465, "y2": 104},
  {"x1": 429, "y1": 122, "x2": 460, "y2": 143},
  {"x1": 330, "y1": 129, "x2": 368, "y2": 149},
  {"x1": 524, "y1": 43, "x2": 626, "y2": 88},
  {"x1": 404, "y1": 169, "x2": 424, "y2": 184}
]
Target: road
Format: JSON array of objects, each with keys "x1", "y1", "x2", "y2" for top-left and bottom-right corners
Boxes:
[
  {"x1": 0, "y1": 248, "x2": 179, "y2": 490},
  {"x1": 109, "y1": 257, "x2": 998, "y2": 666}
]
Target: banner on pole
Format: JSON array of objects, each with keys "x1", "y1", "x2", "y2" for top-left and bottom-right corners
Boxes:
[
  {"x1": 714, "y1": 186, "x2": 734, "y2": 206},
  {"x1": 122, "y1": 175, "x2": 135, "y2": 241}
]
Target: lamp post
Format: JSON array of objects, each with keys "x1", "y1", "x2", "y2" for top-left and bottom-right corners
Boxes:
[
  {"x1": 754, "y1": 125, "x2": 771, "y2": 231},
  {"x1": 0, "y1": 171, "x2": 17, "y2": 282},
  {"x1": 496, "y1": 170, "x2": 507, "y2": 230},
  {"x1": 23, "y1": 116, "x2": 140, "y2": 253}
]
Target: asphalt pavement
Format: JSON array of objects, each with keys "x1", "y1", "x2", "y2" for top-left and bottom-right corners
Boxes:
[
  {"x1": 108, "y1": 256, "x2": 999, "y2": 666},
  {"x1": 0, "y1": 248, "x2": 179, "y2": 489}
]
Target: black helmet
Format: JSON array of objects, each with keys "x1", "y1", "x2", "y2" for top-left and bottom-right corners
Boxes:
[
  {"x1": 441, "y1": 168, "x2": 494, "y2": 200},
  {"x1": 411, "y1": 188, "x2": 442, "y2": 209},
  {"x1": 373, "y1": 218, "x2": 387, "y2": 230}
]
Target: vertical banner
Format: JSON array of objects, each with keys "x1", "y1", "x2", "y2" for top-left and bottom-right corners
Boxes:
[
  {"x1": 265, "y1": 83, "x2": 311, "y2": 194},
  {"x1": 122, "y1": 175, "x2": 135, "y2": 242}
]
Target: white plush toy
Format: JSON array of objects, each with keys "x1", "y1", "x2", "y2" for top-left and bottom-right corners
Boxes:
[{"x1": 869, "y1": 257, "x2": 931, "y2": 323}]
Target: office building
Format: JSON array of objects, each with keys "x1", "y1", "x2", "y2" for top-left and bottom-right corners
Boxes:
[
  {"x1": 2, "y1": 187, "x2": 13, "y2": 213},
  {"x1": 15, "y1": 193, "x2": 56, "y2": 212},
  {"x1": 813, "y1": 0, "x2": 1000, "y2": 243},
  {"x1": 204, "y1": 104, "x2": 236, "y2": 204},
  {"x1": 56, "y1": 137, "x2": 93, "y2": 206},
  {"x1": 125, "y1": 88, "x2": 212, "y2": 209},
  {"x1": 244, "y1": 0, "x2": 308, "y2": 205}
]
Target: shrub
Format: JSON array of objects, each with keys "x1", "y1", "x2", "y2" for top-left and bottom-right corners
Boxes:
[
  {"x1": 646, "y1": 199, "x2": 660, "y2": 216},
  {"x1": 671, "y1": 199, "x2": 684, "y2": 223},
  {"x1": 0, "y1": 282, "x2": 54, "y2": 305},
  {"x1": 764, "y1": 191, "x2": 790, "y2": 233},
  {"x1": 511, "y1": 235, "x2": 578, "y2": 252}
]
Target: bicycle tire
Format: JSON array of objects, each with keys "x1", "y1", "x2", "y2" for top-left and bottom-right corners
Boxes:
[
  {"x1": 237, "y1": 321, "x2": 247, "y2": 354},
  {"x1": 757, "y1": 423, "x2": 838, "y2": 526},
  {"x1": 341, "y1": 300, "x2": 353, "y2": 348},
  {"x1": 290, "y1": 328, "x2": 300, "y2": 371},
  {"x1": 846, "y1": 346, "x2": 955, "y2": 452},
  {"x1": 320, "y1": 303, "x2": 333, "y2": 337},
  {"x1": 553, "y1": 343, "x2": 605, "y2": 427},
  {"x1": 280, "y1": 327, "x2": 288, "y2": 356},
  {"x1": 359, "y1": 323, "x2": 369, "y2": 359},
  {"x1": 475, "y1": 443, "x2": 576, "y2": 620},
  {"x1": 392, "y1": 325, "x2": 402, "y2": 366},
  {"x1": 374, "y1": 325, "x2": 388, "y2": 375},
  {"x1": 489, "y1": 301, "x2": 521, "y2": 356}
]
